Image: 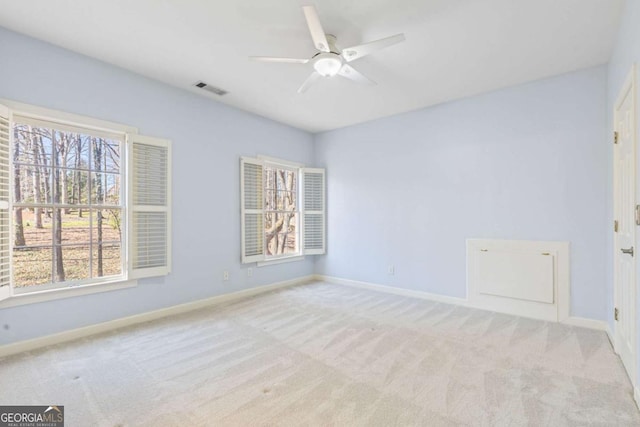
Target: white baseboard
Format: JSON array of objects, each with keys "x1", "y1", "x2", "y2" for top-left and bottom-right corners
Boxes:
[
  {"x1": 1, "y1": 274, "x2": 613, "y2": 359},
  {"x1": 314, "y1": 275, "x2": 469, "y2": 306},
  {"x1": 606, "y1": 326, "x2": 615, "y2": 347},
  {"x1": 0, "y1": 275, "x2": 313, "y2": 359},
  {"x1": 314, "y1": 274, "x2": 610, "y2": 332},
  {"x1": 561, "y1": 316, "x2": 609, "y2": 331}
]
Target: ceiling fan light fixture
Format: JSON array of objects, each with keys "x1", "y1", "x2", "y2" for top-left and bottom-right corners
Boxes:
[{"x1": 313, "y1": 54, "x2": 342, "y2": 77}]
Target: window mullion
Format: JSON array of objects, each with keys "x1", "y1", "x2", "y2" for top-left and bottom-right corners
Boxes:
[
  {"x1": 89, "y1": 208, "x2": 93, "y2": 279},
  {"x1": 51, "y1": 135, "x2": 57, "y2": 283}
]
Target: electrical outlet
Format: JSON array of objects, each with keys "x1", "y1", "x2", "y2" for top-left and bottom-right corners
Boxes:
[
  {"x1": 247, "y1": 268, "x2": 253, "y2": 278},
  {"x1": 223, "y1": 270, "x2": 229, "y2": 281},
  {"x1": 388, "y1": 265, "x2": 395, "y2": 275}
]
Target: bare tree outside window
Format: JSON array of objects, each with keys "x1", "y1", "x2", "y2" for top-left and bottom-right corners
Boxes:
[
  {"x1": 264, "y1": 164, "x2": 298, "y2": 257},
  {"x1": 12, "y1": 120, "x2": 124, "y2": 288}
]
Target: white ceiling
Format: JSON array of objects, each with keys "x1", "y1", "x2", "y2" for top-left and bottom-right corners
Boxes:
[{"x1": 0, "y1": 0, "x2": 623, "y2": 132}]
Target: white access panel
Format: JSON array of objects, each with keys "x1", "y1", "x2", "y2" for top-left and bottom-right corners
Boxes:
[
  {"x1": 477, "y1": 251, "x2": 554, "y2": 304},
  {"x1": 467, "y1": 239, "x2": 570, "y2": 322}
]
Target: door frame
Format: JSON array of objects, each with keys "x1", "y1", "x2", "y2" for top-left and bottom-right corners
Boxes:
[{"x1": 613, "y1": 64, "x2": 638, "y2": 384}]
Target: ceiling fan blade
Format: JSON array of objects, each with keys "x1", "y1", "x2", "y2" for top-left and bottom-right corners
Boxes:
[
  {"x1": 341, "y1": 33, "x2": 406, "y2": 62},
  {"x1": 297, "y1": 71, "x2": 322, "y2": 93},
  {"x1": 338, "y1": 64, "x2": 376, "y2": 85},
  {"x1": 249, "y1": 56, "x2": 309, "y2": 64},
  {"x1": 302, "y1": 5, "x2": 330, "y2": 52}
]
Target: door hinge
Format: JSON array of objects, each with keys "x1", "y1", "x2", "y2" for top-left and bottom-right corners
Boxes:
[
  {"x1": 614, "y1": 220, "x2": 619, "y2": 232},
  {"x1": 615, "y1": 307, "x2": 619, "y2": 321},
  {"x1": 614, "y1": 131, "x2": 619, "y2": 144}
]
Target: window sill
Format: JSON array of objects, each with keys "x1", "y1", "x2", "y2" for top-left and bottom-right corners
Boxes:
[
  {"x1": 0, "y1": 279, "x2": 138, "y2": 309},
  {"x1": 257, "y1": 255, "x2": 305, "y2": 267}
]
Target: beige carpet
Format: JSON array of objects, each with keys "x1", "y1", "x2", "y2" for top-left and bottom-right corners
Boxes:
[{"x1": 0, "y1": 281, "x2": 638, "y2": 426}]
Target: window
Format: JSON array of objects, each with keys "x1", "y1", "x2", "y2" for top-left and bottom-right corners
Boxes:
[
  {"x1": 264, "y1": 162, "x2": 299, "y2": 257},
  {"x1": 0, "y1": 102, "x2": 171, "y2": 303},
  {"x1": 241, "y1": 156, "x2": 325, "y2": 264},
  {"x1": 12, "y1": 118, "x2": 124, "y2": 289}
]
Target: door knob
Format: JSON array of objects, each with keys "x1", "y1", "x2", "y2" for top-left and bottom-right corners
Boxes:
[{"x1": 621, "y1": 247, "x2": 634, "y2": 256}]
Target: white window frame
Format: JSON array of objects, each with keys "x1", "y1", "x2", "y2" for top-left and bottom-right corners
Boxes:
[
  {"x1": 0, "y1": 100, "x2": 170, "y2": 308},
  {"x1": 260, "y1": 156, "x2": 303, "y2": 265},
  {"x1": 11, "y1": 115, "x2": 128, "y2": 294},
  {"x1": 241, "y1": 155, "x2": 325, "y2": 266}
]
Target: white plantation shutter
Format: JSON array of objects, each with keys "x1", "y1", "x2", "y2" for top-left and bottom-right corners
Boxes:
[
  {"x1": 301, "y1": 168, "x2": 325, "y2": 255},
  {"x1": 241, "y1": 157, "x2": 265, "y2": 263},
  {"x1": 0, "y1": 105, "x2": 10, "y2": 301},
  {"x1": 128, "y1": 134, "x2": 171, "y2": 278}
]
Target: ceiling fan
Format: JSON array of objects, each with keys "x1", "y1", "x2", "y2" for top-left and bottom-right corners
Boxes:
[{"x1": 250, "y1": 5, "x2": 405, "y2": 93}]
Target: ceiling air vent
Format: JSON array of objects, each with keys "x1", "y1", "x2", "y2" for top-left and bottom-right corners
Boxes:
[{"x1": 193, "y1": 81, "x2": 228, "y2": 96}]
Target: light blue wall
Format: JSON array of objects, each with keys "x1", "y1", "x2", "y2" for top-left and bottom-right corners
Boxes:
[
  {"x1": 314, "y1": 66, "x2": 609, "y2": 321},
  {"x1": 607, "y1": 0, "x2": 640, "y2": 385},
  {"x1": 0, "y1": 27, "x2": 315, "y2": 345}
]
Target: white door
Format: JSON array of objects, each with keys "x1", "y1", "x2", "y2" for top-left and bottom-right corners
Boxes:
[{"x1": 614, "y1": 65, "x2": 637, "y2": 382}]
